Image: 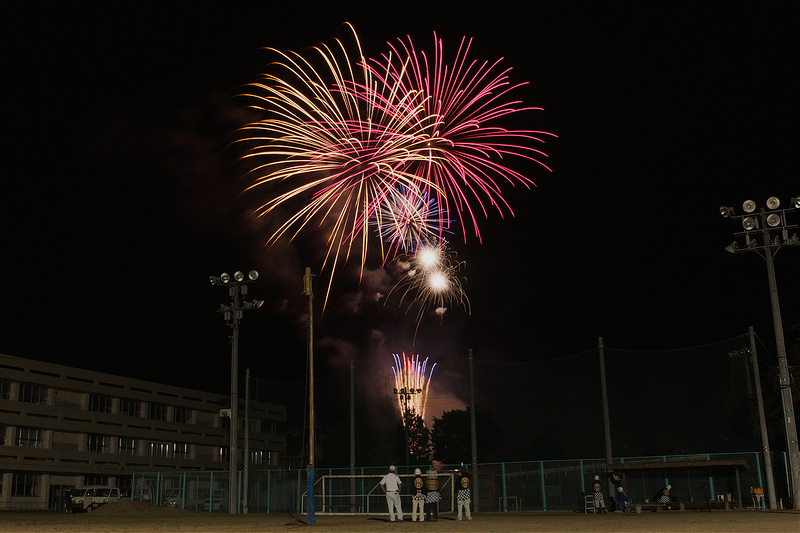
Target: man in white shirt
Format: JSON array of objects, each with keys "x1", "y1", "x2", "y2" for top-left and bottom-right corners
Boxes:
[{"x1": 379, "y1": 465, "x2": 403, "y2": 521}]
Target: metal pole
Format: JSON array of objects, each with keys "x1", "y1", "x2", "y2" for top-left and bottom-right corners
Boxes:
[
  {"x1": 303, "y1": 267, "x2": 316, "y2": 525},
  {"x1": 229, "y1": 286, "x2": 239, "y2": 514},
  {"x1": 350, "y1": 358, "x2": 356, "y2": 512},
  {"x1": 764, "y1": 239, "x2": 800, "y2": 509},
  {"x1": 468, "y1": 348, "x2": 479, "y2": 512},
  {"x1": 748, "y1": 327, "x2": 777, "y2": 509},
  {"x1": 244, "y1": 368, "x2": 250, "y2": 513},
  {"x1": 599, "y1": 337, "x2": 613, "y2": 497}
]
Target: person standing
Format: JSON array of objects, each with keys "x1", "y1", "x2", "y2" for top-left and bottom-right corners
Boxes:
[
  {"x1": 591, "y1": 475, "x2": 607, "y2": 513},
  {"x1": 456, "y1": 468, "x2": 472, "y2": 521},
  {"x1": 424, "y1": 469, "x2": 441, "y2": 522},
  {"x1": 411, "y1": 468, "x2": 426, "y2": 522},
  {"x1": 64, "y1": 488, "x2": 73, "y2": 513},
  {"x1": 379, "y1": 465, "x2": 403, "y2": 522},
  {"x1": 616, "y1": 486, "x2": 631, "y2": 512}
]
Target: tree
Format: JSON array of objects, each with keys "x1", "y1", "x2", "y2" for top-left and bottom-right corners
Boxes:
[
  {"x1": 403, "y1": 409, "x2": 432, "y2": 464},
  {"x1": 430, "y1": 407, "x2": 504, "y2": 464}
]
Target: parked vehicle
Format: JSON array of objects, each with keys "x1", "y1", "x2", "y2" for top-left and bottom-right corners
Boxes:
[
  {"x1": 70, "y1": 486, "x2": 121, "y2": 512},
  {"x1": 202, "y1": 489, "x2": 228, "y2": 512}
]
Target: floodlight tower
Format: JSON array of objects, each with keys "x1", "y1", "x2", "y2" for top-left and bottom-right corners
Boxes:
[
  {"x1": 210, "y1": 270, "x2": 263, "y2": 514},
  {"x1": 392, "y1": 386, "x2": 421, "y2": 465},
  {"x1": 720, "y1": 195, "x2": 800, "y2": 509}
]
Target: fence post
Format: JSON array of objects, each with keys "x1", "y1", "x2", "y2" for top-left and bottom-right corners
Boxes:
[
  {"x1": 501, "y1": 462, "x2": 507, "y2": 512},
  {"x1": 540, "y1": 461, "x2": 547, "y2": 511}
]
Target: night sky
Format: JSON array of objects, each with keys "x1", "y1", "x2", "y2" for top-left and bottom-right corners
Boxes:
[{"x1": 2, "y1": 3, "x2": 798, "y2": 458}]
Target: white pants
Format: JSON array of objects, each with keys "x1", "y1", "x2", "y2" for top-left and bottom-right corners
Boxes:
[
  {"x1": 458, "y1": 498, "x2": 471, "y2": 520},
  {"x1": 412, "y1": 499, "x2": 424, "y2": 521},
  {"x1": 386, "y1": 492, "x2": 402, "y2": 521}
]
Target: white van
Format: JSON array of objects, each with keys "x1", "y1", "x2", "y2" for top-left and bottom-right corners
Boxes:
[
  {"x1": 202, "y1": 489, "x2": 228, "y2": 512},
  {"x1": 71, "y1": 485, "x2": 121, "y2": 512}
]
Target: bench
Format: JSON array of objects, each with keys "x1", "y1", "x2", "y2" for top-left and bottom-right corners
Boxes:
[{"x1": 633, "y1": 502, "x2": 685, "y2": 513}]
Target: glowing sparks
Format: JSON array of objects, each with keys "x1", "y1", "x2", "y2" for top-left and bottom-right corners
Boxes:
[
  {"x1": 388, "y1": 241, "x2": 471, "y2": 332},
  {"x1": 367, "y1": 32, "x2": 557, "y2": 244},
  {"x1": 372, "y1": 185, "x2": 450, "y2": 259},
  {"x1": 392, "y1": 352, "x2": 437, "y2": 423},
  {"x1": 237, "y1": 24, "x2": 554, "y2": 309},
  {"x1": 237, "y1": 23, "x2": 439, "y2": 306}
]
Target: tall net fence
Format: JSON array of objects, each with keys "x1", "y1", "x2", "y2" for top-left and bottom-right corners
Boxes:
[
  {"x1": 132, "y1": 451, "x2": 774, "y2": 513},
  {"x1": 132, "y1": 332, "x2": 796, "y2": 512},
  {"x1": 469, "y1": 334, "x2": 764, "y2": 461}
]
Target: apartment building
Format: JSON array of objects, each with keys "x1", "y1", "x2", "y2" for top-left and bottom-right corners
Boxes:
[{"x1": 0, "y1": 353, "x2": 286, "y2": 510}]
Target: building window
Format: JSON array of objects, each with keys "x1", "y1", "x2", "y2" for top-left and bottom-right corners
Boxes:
[
  {"x1": 148, "y1": 442, "x2": 169, "y2": 458},
  {"x1": 18, "y1": 382, "x2": 47, "y2": 404},
  {"x1": 119, "y1": 398, "x2": 140, "y2": 417},
  {"x1": 88, "y1": 393, "x2": 112, "y2": 413},
  {"x1": 251, "y1": 450, "x2": 271, "y2": 465},
  {"x1": 174, "y1": 406, "x2": 190, "y2": 424},
  {"x1": 172, "y1": 442, "x2": 190, "y2": 459},
  {"x1": 0, "y1": 380, "x2": 9, "y2": 400},
  {"x1": 218, "y1": 447, "x2": 230, "y2": 462},
  {"x1": 16, "y1": 427, "x2": 41, "y2": 448},
  {"x1": 118, "y1": 437, "x2": 136, "y2": 456},
  {"x1": 85, "y1": 475, "x2": 106, "y2": 486},
  {"x1": 147, "y1": 402, "x2": 167, "y2": 421},
  {"x1": 0, "y1": 424, "x2": 8, "y2": 446},
  {"x1": 87, "y1": 434, "x2": 107, "y2": 453},
  {"x1": 12, "y1": 472, "x2": 37, "y2": 496}
]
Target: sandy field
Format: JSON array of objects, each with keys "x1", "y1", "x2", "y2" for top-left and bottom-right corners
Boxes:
[{"x1": 0, "y1": 502, "x2": 797, "y2": 533}]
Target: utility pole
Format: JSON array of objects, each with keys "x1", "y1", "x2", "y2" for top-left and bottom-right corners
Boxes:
[
  {"x1": 468, "y1": 348, "x2": 479, "y2": 512},
  {"x1": 599, "y1": 337, "x2": 613, "y2": 499},
  {"x1": 748, "y1": 327, "x2": 777, "y2": 509},
  {"x1": 350, "y1": 358, "x2": 356, "y2": 512},
  {"x1": 244, "y1": 368, "x2": 250, "y2": 514},
  {"x1": 303, "y1": 267, "x2": 316, "y2": 525}
]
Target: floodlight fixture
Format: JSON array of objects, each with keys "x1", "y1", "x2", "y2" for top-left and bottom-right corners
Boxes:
[
  {"x1": 766, "y1": 196, "x2": 780, "y2": 210},
  {"x1": 742, "y1": 200, "x2": 757, "y2": 213},
  {"x1": 766, "y1": 213, "x2": 781, "y2": 227},
  {"x1": 724, "y1": 242, "x2": 738, "y2": 254},
  {"x1": 720, "y1": 206, "x2": 735, "y2": 218},
  {"x1": 791, "y1": 196, "x2": 800, "y2": 209},
  {"x1": 742, "y1": 217, "x2": 758, "y2": 230},
  {"x1": 234, "y1": 271, "x2": 245, "y2": 282},
  {"x1": 248, "y1": 270, "x2": 259, "y2": 281},
  {"x1": 220, "y1": 272, "x2": 231, "y2": 283}
]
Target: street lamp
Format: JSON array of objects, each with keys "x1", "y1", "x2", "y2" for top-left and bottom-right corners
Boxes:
[
  {"x1": 210, "y1": 270, "x2": 263, "y2": 514},
  {"x1": 720, "y1": 196, "x2": 800, "y2": 509}
]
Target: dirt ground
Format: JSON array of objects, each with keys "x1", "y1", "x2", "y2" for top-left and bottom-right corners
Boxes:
[{"x1": 0, "y1": 502, "x2": 797, "y2": 533}]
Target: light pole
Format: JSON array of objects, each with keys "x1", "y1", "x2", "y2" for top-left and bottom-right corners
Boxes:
[
  {"x1": 393, "y1": 387, "x2": 421, "y2": 465},
  {"x1": 210, "y1": 270, "x2": 263, "y2": 514},
  {"x1": 720, "y1": 195, "x2": 800, "y2": 509}
]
